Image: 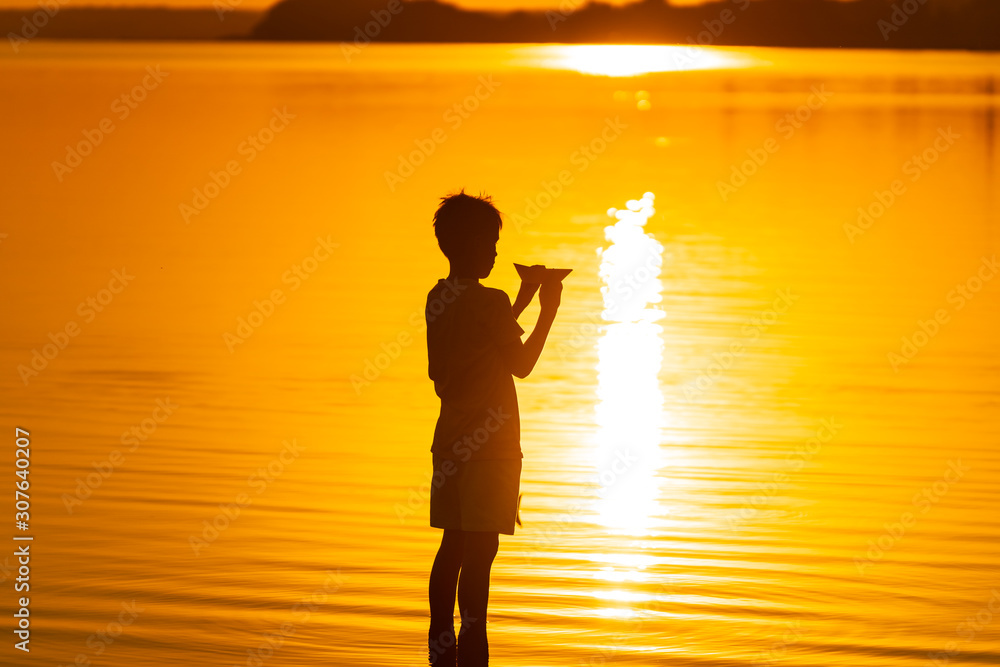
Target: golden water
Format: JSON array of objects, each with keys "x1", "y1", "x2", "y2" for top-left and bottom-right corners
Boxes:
[{"x1": 0, "y1": 42, "x2": 998, "y2": 666}]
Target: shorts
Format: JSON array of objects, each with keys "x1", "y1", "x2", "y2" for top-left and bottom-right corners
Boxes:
[{"x1": 429, "y1": 453, "x2": 522, "y2": 535}]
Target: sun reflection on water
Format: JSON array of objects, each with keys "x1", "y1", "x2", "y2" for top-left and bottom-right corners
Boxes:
[
  {"x1": 514, "y1": 44, "x2": 759, "y2": 76},
  {"x1": 593, "y1": 193, "x2": 666, "y2": 536}
]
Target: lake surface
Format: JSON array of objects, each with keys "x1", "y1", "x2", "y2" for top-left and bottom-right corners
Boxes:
[{"x1": 0, "y1": 41, "x2": 998, "y2": 666}]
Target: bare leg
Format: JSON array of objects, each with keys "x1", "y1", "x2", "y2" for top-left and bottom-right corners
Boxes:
[
  {"x1": 429, "y1": 529, "x2": 464, "y2": 666},
  {"x1": 457, "y1": 531, "x2": 499, "y2": 667}
]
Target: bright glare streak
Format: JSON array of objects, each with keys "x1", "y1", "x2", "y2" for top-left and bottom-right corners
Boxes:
[
  {"x1": 591, "y1": 588, "x2": 650, "y2": 603},
  {"x1": 594, "y1": 566, "x2": 652, "y2": 583},
  {"x1": 523, "y1": 45, "x2": 756, "y2": 76},
  {"x1": 599, "y1": 193, "x2": 664, "y2": 323},
  {"x1": 593, "y1": 192, "x2": 665, "y2": 534}
]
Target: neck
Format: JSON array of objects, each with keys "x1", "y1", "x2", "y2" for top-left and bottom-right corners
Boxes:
[{"x1": 446, "y1": 264, "x2": 479, "y2": 281}]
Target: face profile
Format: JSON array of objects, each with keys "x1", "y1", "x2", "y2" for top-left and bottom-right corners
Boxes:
[{"x1": 472, "y1": 231, "x2": 499, "y2": 279}]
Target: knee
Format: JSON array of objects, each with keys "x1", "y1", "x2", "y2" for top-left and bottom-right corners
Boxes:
[
  {"x1": 443, "y1": 529, "x2": 465, "y2": 546},
  {"x1": 465, "y1": 532, "x2": 499, "y2": 559},
  {"x1": 439, "y1": 530, "x2": 465, "y2": 559}
]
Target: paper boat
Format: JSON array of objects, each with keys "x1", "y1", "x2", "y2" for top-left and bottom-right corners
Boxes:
[{"x1": 514, "y1": 263, "x2": 573, "y2": 283}]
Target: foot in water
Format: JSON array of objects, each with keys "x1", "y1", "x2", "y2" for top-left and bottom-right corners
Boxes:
[{"x1": 429, "y1": 625, "x2": 457, "y2": 666}]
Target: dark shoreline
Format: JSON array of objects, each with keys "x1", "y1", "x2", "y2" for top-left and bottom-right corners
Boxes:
[{"x1": 2, "y1": 0, "x2": 999, "y2": 50}]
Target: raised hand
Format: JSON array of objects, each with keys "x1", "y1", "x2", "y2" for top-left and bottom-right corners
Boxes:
[
  {"x1": 539, "y1": 279, "x2": 562, "y2": 312},
  {"x1": 513, "y1": 265, "x2": 544, "y2": 319}
]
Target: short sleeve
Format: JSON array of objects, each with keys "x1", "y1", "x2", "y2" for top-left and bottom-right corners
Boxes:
[{"x1": 487, "y1": 290, "x2": 525, "y2": 347}]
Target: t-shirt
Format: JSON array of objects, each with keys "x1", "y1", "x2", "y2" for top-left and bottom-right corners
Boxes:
[{"x1": 426, "y1": 278, "x2": 525, "y2": 461}]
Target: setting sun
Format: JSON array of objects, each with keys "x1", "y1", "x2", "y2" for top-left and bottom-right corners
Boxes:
[{"x1": 518, "y1": 44, "x2": 759, "y2": 76}]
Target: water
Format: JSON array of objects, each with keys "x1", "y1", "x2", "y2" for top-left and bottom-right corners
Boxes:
[{"x1": 0, "y1": 42, "x2": 998, "y2": 666}]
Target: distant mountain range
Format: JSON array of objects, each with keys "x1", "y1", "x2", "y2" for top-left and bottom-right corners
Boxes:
[
  {"x1": 0, "y1": 7, "x2": 263, "y2": 40},
  {"x1": 3, "y1": 0, "x2": 999, "y2": 49},
  {"x1": 250, "y1": 0, "x2": 999, "y2": 49}
]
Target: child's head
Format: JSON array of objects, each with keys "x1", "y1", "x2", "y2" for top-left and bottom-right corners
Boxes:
[{"x1": 433, "y1": 189, "x2": 503, "y2": 279}]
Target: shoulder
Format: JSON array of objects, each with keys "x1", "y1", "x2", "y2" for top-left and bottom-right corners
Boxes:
[
  {"x1": 426, "y1": 280, "x2": 459, "y2": 305},
  {"x1": 426, "y1": 280, "x2": 478, "y2": 320},
  {"x1": 479, "y1": 285, "x2": 512, "y2": 305}
]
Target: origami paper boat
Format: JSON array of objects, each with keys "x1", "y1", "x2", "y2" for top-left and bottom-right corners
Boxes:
[{"x1": 514, "y1": 263, "x2": 573, "y2": 283}]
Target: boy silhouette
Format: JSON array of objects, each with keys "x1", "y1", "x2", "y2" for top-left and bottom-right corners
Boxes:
[{"x1": 425, "y1": 190, "x2": 562, "y2": 666}]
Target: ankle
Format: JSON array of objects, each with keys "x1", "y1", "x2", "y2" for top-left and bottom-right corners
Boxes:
[{"x1": 428, "y1": 626, "x2": 457, "y2": 667}]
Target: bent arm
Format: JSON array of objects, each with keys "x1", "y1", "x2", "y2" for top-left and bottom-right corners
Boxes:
[
  {"x1": 500, "y1": 307, "x2": 557, "y2": 379},
  {"x1": 512, "y1": 282, "x2": 540, "y2": 321}
]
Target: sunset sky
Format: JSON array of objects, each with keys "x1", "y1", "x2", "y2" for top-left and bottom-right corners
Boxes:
[{"x1": 0, "y1": 0, "x2": 863, "y2": 12}]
